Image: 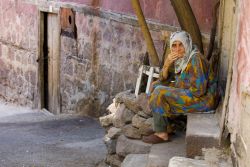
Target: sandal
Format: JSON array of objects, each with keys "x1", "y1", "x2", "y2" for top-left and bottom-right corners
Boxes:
[
  {"x1": 142, "y1": 134, "x2": 171, "y2": 144},
  {"x1": 144, "y1": 129, "x2": 155, "y2": 136}
]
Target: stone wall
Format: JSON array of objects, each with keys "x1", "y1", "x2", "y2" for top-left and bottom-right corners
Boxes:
[
  {"x1": 59, "y1": 0, "x2": 218, "y2": 33},
  {"x1": 0, "y1": 0, "x2": 38, "y2": 107},
  {"x1": 60, "y1": 11, "x2": 167, "y2": 116},
  {"x1": 226, "y1": 0, "x2": 250, "y2": 166},
  {"x1": 218, "y1": 0, "x2": 238, "y2": 89},
  {"x1": 53, "y1": 2, "x2": 211, "y2": 116},
  {"x1": 0, "y1": 0, "x2": 211, "y2": 116}
]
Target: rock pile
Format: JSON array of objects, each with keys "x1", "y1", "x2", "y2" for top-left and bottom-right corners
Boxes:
[{"x1": 99, "y1": 90, "x2": 154, "y2": 167}]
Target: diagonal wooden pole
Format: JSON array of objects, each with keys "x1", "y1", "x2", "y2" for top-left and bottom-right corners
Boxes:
[
  {"x1": 131, "y1": 0, "x2": 160, "y2": 67},
  {"x1": 170, "y1": 0, "x2": 204, "y2": 54}
]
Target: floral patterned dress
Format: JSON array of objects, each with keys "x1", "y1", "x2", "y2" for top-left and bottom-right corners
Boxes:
[{"x1": 149, "y1": 53, "x2": 218, "y2": 117}]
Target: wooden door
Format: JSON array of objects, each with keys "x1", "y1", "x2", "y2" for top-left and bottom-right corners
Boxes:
[{"x1": 47, "y1": 13, "x2": 60, "y2": 114}]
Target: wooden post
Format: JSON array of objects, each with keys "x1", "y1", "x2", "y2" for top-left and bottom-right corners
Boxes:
[
  {"x1": 170, "y1": 0, "x2": 204, "y2": 54},
  {"x1": 131, "y1": 0, "x2": 160, "y2": 67},
  {"x1": 207, "y1": 1, "x2": 220, "y2": 60}
]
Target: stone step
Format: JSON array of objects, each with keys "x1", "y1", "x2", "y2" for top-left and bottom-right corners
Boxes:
[
  {"x1": 168, "y1": 153, "x2": 233, "y2": 167},
  {"x1": 116, "y1": 135, "x2": 152, "y2": 157},
  {"x1": 168, "y1": 157, "x2": 210, "y2": 167},
  {"x1": 146, "y1": 132, "x2": 186, "y2": 167},
  {"x1": 121, "y1": 154, "x2": 149, "y2": 167},
  {"x1": 186, "y1": 113, "x2": 220, "y2": 158}
]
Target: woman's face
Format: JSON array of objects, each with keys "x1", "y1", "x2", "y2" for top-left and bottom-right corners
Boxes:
[{"x1": 171, "y1": 40, "x2": 185, "y2": 58}]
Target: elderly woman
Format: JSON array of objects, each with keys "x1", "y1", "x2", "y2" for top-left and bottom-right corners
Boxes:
[{"x1": 142, "y1": 31, "x2": 218, "y2": 144}]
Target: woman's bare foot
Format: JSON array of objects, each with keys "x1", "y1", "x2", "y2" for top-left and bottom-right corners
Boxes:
[
  {"x1": 154, "y1": 132, "x2": 169, "y2": 141},
  {"x1": 142, "y1": 132, "x2": 171, "y2": 144}
]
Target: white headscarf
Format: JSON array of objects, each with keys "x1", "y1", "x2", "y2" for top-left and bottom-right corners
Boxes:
[{"x1": 170, "y1": 31, "x2": 199, "y2": 74}]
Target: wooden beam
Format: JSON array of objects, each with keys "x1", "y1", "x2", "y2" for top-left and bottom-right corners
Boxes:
[
  {"x1": 170, "y1": 0, "x2": 204, "y2": 54},
  {"x1": 131, "y1": 0, "x2": 160, "y2": 67}
]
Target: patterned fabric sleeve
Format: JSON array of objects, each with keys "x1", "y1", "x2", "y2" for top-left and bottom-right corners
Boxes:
[
  {"x1": 159, "y1": 64, "x2": 175, "y2": 82},
  {"x1": 159, "y1": 70, "x2": 165, "y2": 82},
  {"x1": 189, "y1": 54, "x2": 208, "y2": 97}
]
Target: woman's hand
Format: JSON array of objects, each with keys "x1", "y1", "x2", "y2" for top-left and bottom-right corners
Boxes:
[
  {"x1": 164, "y1": 52, "x2": 179, "y2": 68},
  {"x1": 160, "y1": 52, "x2": 178, "y2": 81}
]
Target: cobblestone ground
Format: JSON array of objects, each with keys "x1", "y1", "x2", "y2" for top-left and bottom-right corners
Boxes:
[{"x1": 0, "y1": 102, "x2": 107, "y2": 167}]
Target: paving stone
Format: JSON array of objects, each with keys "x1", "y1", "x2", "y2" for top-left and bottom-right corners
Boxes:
[
  {"x1": 186, "y1": 114, "x2": 220, "y2": 158},
  {"x1": 116, "y1": 135, "x2": 152, "y2": 157},
  {"x1": 203, "y1": 148, "x2": 233, "y2": 167},
  {"x1": 122, "y1": 124, "x2": 141, "y2": 139},
  {"x1": 104, "y1": 136, "x2": 117, "y2": 154},
  {"x1": 107, "y1": 127, "x2": 122, "y2": 139},
  {"x1": 115, "y1": 90, "x2": 141, "y2": 113},
  {"x1": 168, "y1": 157, "x2": 210, "y2": 167},
  {"x1": 121, "y1": 154, "x2": 148, "y2": 167},
  {"x1": 169, "y1": 153, "x2": 233, "y2": 167},
  {"x1": 147, "y1": 132, "x2": 186, "y2": 167}
]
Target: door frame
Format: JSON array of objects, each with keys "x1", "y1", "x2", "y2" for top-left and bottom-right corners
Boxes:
[{"x1": 37, "y1": 8, "x2": 61, "y2": 114}]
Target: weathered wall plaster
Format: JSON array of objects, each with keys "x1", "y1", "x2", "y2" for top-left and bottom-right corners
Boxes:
[
  {"x1": 0, "y1": 0, "x2": 213, "y2": 116},
  {"x1": 0, "y1": 0, "x2": 38, "y2": 106},
  {"x1": 226, "y1": 0, "x2": 250, "y2": 166},
  {"x1": 60, "y1": 0, "x2": 217, "y2": 33}
]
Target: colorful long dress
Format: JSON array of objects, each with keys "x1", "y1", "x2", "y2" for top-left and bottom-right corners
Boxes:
[{"x1": 149, "y1": 53, "x2": 218, "y2": 117}]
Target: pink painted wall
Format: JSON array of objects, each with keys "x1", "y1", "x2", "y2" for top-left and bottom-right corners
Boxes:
[
  {"x1": 0, "y1": 0, "x2": 38, "y2": 106},
  {"x1": 228, "y1": 0, "x2": 250, "y2": 138},
  {"x1": 60, "y1": 0, "x2": 217, "y2": 33}
]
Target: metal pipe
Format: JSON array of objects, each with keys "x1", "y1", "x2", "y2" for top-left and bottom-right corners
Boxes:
[{"x1": 131, "y1": 0, "x2": 160, "y2": 67}]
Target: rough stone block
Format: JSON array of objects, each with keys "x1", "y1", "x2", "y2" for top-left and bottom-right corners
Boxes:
[
  {"x1": 96, "y1": 161, "x2": 109, "y2": 167},
  {"x1": 115, "y1": 90, "x2": 141, "y2": 113},
  {"x1": 107, "y1": 127, "x2": 122, "y2": 139},
  {"x1": 186, "y1": 114, "x2": 220, "y2": 158},
  {"x1": 99, "y1": 113, "x2": 114, "y2": 127},
  {"x1": 122, "y1": 124, "x2": 141, "y2": 139},
  {"x1": 106, "y1": 154, "x2": 123, "y2": 167},
  {"x1": 138, "y1": 110, "x2": 151, "y2": 119},
  {"x1": 113, "y1": 103, "x2": 135, "y2": 128},
  {"x1": 132, "y1": 114, "x2": 153, "y2": 135},
  {"x1": 104, "y1": 136, "x2": 117, "y2": 154},
  {"x1": 107, "y1": 102, "x2": 118, "y2": 114},
  {"x1": 168, "y1": 157, "x2": 210, "y2": 167},
  {"x1": 139, "y1": 117, "x2": 153, "y2": 135},
  {"x1": 116, "y1": 135, "x2": 151, "y2": 157},
  {"x1": 136, "y1": 93, "x2": 152, "y2": 116},
  {"x1": 121, "y1": 154, "x2": 148, "y2": 167},
  {"x1": 132, "y1": 114, "x2": 146, "y2": 128}
]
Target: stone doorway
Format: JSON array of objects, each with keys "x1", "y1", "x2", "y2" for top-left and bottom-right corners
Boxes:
[{"x1": 38, "y1": 12, "x2": 61, "y2": 115}]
